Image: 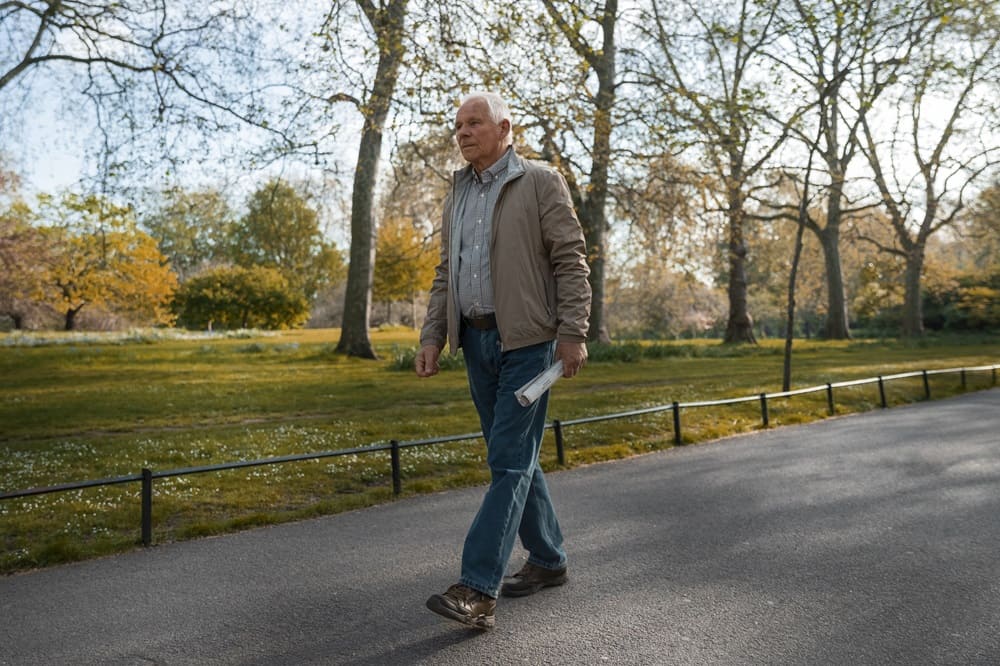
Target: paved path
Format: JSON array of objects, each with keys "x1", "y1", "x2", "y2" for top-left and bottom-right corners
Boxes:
[{"x1": 3, "y1": 389, "x2": 999, "y2": 665}]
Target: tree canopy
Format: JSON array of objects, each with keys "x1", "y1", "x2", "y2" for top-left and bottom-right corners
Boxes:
[{"x1": 2, "y1": 0, "x2": 998, "y2": 344}]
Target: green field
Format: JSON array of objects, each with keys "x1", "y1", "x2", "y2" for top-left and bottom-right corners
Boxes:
[{"x1": 1, "y1": 328, "x2": 997, "y2": 574}]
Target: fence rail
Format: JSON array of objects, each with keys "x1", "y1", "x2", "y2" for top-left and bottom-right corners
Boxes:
[{"x1": 2, "y1": 363, "x2": 997, "y2": 546}]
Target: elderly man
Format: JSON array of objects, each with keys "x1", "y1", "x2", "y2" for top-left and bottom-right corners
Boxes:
[{"x1": 416, "y1": 91, "x2": 591, "y2": 629}]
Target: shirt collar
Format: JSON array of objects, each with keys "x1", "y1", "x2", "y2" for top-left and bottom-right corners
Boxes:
[{"x1": 473, "y1": 147, "x2": 512, "y2": 184}]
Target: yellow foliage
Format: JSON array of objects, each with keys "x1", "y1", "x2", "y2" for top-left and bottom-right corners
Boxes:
[
  {"x1": 40, "y1": 194, "x2": 178, "y2": 328},
  {"x1": 373, "y1": 215, "x2": 437, "y2": 304}
]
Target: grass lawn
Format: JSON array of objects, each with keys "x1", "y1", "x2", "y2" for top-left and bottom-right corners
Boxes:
[{"x1": 1, "y1": 327, "x2": 997, "y2": 573}]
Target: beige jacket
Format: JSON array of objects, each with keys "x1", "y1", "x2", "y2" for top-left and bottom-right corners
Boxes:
[{"x1": 420, "y1": 150, "x2": 591, "y2": 354}]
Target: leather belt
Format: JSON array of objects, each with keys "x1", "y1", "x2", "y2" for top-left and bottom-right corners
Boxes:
[{"x1": 462, "y1": 313, "x2": 498, "y2": 330}]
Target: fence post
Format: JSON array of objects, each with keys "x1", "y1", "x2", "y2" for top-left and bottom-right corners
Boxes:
[
  {"x1": 141, "y1": 468, "x2": 152, "y2": 547},
  {"x1": 961, "y1": 368, "x2": 967, "y2": 390},
  {"x1": 922, "y1": 370, "x2": 930, "y2": 400},
  {"x1": 759, "y1": 393, "x2": 769, "y2": 428},
  {"x1": 553, "y1": 420, "x2": 565, "y2": 466},
  {"x1": 826, "y1": 383, "x2": 835, "y2": 415},
  {"x1": 672, "y1": 401, "x2": 682, "y2": 445},
  {"x1": 878, "y1": 376, "x2": 887, "y2": 408},
  {"x1": 390, "y1": 440, "x2": 401, "y2": 496}
]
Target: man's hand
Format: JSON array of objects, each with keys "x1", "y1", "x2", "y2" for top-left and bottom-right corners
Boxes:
[
  {"x1": 555, "y1": 341, "x2": 587, "y2": 378},
  {"x1": 415, "y1": 345, "x2": 443, "y2": 377}
]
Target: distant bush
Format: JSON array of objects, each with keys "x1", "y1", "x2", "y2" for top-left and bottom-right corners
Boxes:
[
  {"x1": 387, "y1": 345, "x2": 465, "y2": 372},
  {"x1": 173, "y1": 266, "x2": 309, "y2": 331}
]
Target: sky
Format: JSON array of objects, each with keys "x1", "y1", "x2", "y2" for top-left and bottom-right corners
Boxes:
[
  {"x1": 1, "y1": 2, "x2": 356, "y2": 204},
  {"x1": 5, "y1": 76, "x2": 87, "y2": 194}
]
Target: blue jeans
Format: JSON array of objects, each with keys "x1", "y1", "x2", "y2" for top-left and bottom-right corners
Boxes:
[{"x1": 458, "y1": 326, "x2": 567, "y2": 598}]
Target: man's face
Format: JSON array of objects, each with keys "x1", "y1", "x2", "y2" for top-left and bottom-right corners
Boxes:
[{"x1": 454, "y1": 99, "x2": 510, "y2": 172}]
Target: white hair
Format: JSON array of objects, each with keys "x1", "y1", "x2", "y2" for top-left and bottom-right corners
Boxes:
[{"x1": 459, "y1": 91, "x2": 514, "y2": 146}]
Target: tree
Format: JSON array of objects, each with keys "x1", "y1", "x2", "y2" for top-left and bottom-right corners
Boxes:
[
  {"x1": 610, "y1": 153, "x2": 708, "y2": 280},
  {"x1": 635, "y1": 0, "x2": 801, "y2": 343},
  {"x1": 373, "y1": 214, "x2": 437, "y2": 325},
  {"x1": 40, "y1": 194, "x2": 177, "y2": 330},
  {"x1": 230, "y1": 179, "x2": 345, "y2": 301},
  {"x1": 771, "y1": 0, "x2": 939, "y2": 339},
  {"x1": 537, "y1": 0, "x2": 619, "y2": 343},
  {"x1": 954, "y1": 179, "x2": 1000, "y2": 272},
  {"x1": 606, "y1": 260, "x2": 726, "y2": 339},
  {"x1": 328, "y1": 0, "x2": 410, "y2": 359},
  {"x1": 1, "y1": 1, "x2": 288, "y2": 186},
  {"x1": 2, "y1": 1, "x2": 176, "y2": 92},
  {"x1": 173, "y1": 265, "x2": 309, "y2": 330},
  {"x1": 0, "y1": 168, "x2": 54, "y2": 328},
  {"x1": 471, "y1": 1, "x2": 621, "y2": 343},
  {"x1": 139, "y1": 187, "x2": 236, "y2": 282},
  {"x1": 856, "y1": 1, "x2": 1000, "y2": 336}
]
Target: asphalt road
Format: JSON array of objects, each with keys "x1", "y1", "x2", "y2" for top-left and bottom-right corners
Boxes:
[{"x1": 2, "y1": 389, "x2": 999, "y2": 665}]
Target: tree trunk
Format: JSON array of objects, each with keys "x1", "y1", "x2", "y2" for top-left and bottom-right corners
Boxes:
[
  {"x1": 817, "y1": 224, "x2": 851, "y2": 339},
  {"x1": 723, "y1": 177, "x2": 756, "y2": 344},
  {"x1": 541, "y1": 0, "x2": 616, "y2": 344},
  {"x1": 336, "y1": 0, "x2": 408, "y2": 360},
  {"x1": 65, "y1": 307, "x2": 79, "y2": 331},
  {"x1": 784, "y1": 145, "x2": 817, "y2": 390},
  {"x1": 812, "y1": 170, "x2": 850, "y2": 339},
  {"x1": 783, "y1": 218, "x2": 806, "y2": 391},
  {"x1": 901, "y1": 248, "x2": 925, "y2": 337},
  {"x1": 579, "y1": 207, "x2": 610, "y2": 344},
  {"x1": 337, "y1": 125, "x2": 379, "y2": 357},
  {"x1": 585, "y1": 1, "x2": 616, "y2": 344},
  {"x1": 723, "y1": 230, "x2": 756, "y2": 343}
]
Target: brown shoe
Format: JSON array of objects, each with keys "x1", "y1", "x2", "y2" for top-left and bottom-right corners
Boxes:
[
  {"x1": 426, "y1": 584, "x2": 496, "y2": 629},
  {"x1": 500, "y1": 562, "x2": 568, "y2": 597}
]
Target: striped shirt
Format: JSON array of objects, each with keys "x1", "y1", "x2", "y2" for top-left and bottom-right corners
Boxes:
[{"x1": 457, "y1": 148, "x2": 511, "y2": 318}]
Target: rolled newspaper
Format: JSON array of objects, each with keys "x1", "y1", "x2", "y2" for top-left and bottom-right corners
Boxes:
[{"x1": 514, "y1": 360, "x2": 564, "y2": 407}]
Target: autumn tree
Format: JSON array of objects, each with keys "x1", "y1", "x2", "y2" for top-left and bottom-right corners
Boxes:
[
  {"x1": 370, "y1": 132, "x2": 454, "y2": 326},
  {"x1": 769, "y1": 0, "x2": 941, "y2": 339},
  {"x1": 0, "y1": 165, "x2": 54, "y2": 328},
  {"x1": 635, "y1": 0, "x2": 805, "y2": 344},
  {"x1": 373, "y1": 214, "x2": 437, "y2": 325},
  {"x1": 954, "y1": 179, "x2": 1000, "y2": 272},
  {"x1": 607, "y1": 260, "x2": 726, "y2": 339},
  {"x1": 856, "y1": 0, "x2": 1000, "y2": 336},
  {"x1": 610, "y1": 153, "x2": 707, "y2": 277},
  {"x1": 39, "y1": 194, "x2": 177, "y2": 330}
]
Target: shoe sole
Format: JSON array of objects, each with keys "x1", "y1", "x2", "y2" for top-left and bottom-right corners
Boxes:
[
  {"x1": 425, "y1": 595, "x2": 495, "y2": 630},
  {"x1": 500, "y1": 573, "x2": 568, "y2": 598}
]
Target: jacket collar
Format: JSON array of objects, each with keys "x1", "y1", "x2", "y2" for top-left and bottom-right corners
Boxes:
[{"x1": 453, "y1": 147, "x2": 526, "y2": 188}]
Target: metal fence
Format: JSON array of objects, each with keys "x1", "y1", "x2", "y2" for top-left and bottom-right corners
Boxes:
[{"x1": 2, "y1": 363, "x2": 997, "y2": 546}]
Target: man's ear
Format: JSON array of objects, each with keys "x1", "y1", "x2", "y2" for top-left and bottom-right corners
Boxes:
[{"x1": 499, "y1": 119, "x2": 511, "y2": 140}]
